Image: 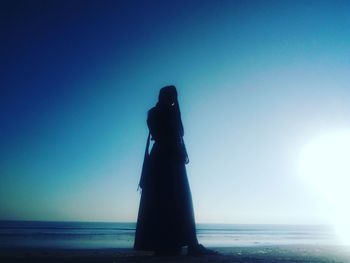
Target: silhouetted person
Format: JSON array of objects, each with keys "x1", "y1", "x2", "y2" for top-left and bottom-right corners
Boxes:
[{"x1": 134, "y1": 85, "x2": 216, "y2": 256}]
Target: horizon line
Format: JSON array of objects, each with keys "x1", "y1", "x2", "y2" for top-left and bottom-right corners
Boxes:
[{"x1": 0, "y1": 219, "x2": 331, "y2": 226}]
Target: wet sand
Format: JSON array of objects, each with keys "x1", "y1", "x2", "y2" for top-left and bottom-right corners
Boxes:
[{"x1": 1, "y1": 245, "x2": 350, "y2": 263}]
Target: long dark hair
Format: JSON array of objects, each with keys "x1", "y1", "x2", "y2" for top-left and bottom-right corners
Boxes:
[{"x1": 157, "y1": 85, "x2": 184, "y2": 137}]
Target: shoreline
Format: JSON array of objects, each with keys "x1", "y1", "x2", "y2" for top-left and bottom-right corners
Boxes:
[{"x1": 1, "y1": 245, "x2": 350, "y2": 263}]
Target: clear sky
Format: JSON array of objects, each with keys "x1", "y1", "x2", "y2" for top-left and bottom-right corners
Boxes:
[{"x1": 1, "y1": 0, "x2": 350, "y2": 225}]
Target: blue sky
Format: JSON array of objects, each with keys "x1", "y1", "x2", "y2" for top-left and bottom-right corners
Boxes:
[{"x1": 1, "y1": 0, "x2": 350, "y2": 224}]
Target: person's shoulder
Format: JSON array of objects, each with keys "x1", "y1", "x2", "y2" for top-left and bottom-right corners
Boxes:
[
  {"x1": 148, "y1": 106, "x2": 157, "y2": 113},
  {"x1": 148, "y1": 106, "x2": 158, "y2": 116},
  {"x1": 147, "y1": 106, "x2": 158, "y2": 121}
]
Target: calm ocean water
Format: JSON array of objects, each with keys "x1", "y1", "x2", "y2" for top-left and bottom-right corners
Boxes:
[{"x1": 0, "y1": 221, "x2": 339, "y2": 249}]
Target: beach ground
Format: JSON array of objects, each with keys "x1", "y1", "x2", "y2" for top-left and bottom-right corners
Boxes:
[{"x1": 1, "y1": 245, "x2": 350, "y2": 263}]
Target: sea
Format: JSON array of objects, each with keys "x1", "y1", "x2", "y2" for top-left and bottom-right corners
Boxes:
[{"x1": 0, "y1": 221, "x2": 340, "y2": 249}]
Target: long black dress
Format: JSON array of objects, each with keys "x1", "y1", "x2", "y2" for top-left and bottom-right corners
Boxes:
[{"x1": 134, "y1": 104, "x2": 198, "y2": 251}]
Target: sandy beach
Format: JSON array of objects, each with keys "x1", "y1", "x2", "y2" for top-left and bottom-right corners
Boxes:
[{"x1": 1, "y1": 245, "x2": 350, "y2": 263}]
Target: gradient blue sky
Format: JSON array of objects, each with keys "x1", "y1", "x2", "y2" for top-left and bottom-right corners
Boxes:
[{"x1": 1, "y1": 0, "x2": 350, "y2": 224}]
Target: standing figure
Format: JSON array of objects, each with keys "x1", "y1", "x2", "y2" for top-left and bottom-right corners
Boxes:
[{"x1": 134, "y1": 85, "x2": 215, "y2": 256}]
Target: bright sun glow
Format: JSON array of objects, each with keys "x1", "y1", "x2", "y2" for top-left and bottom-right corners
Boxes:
[{"x1": 298, "y1": 130, "x2": 350, "y2": 245}]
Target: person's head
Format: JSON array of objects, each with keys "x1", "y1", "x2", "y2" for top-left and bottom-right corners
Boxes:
[
  {"x1": 158, "y1": 85, "x2": 178, "y2": 107},
  {"x1": 157, "y1": 85, "x2": 184, "y2": 135}
]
